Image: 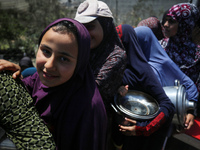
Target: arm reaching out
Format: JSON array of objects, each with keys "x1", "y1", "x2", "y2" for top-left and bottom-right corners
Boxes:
[
  {"x1": 119, "y1": 112, "x2": 166, "y2": 136},
  {"x1": 0, "y1": 59, "x2": 21, "y2": 79}
]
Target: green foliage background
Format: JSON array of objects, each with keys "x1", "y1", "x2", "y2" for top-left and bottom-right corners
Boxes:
[
  {"x1": 0, "y1": 0, "x2": 76, "y2": 62},
  {"x1": 0, "y1": 0, "x2": 167, "y2": 62}
]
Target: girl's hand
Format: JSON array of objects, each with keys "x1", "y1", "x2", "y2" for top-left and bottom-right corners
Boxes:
[
  {"x1": 118, "y1": 85, "x2": 129, "y2": 96},
  {"x1": 0, "y1": 59, "x2": 21, "y2": 79},
  {"x1": 119, "y1": 117, "x2": 137, "y2": 136},
  {"x1": 184, "y1": 113, "x2": 194, "y2": 130}
]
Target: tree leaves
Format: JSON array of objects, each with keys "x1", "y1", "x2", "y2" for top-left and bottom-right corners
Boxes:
[{"x1": 0, "y1": 0, "x2": 75, "y2": 61}]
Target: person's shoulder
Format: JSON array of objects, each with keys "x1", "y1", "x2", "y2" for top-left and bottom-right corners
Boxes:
[
  {"x1": 22, "y1": 67, "x2": 37, "y2": 74},
  {"x1": 21, "y1": 67, "x2": 37, "y2": 78},
  {"x1": 110, "y1": 46, "x2": 126, "y2": 57},
  {"x1": 22, "y1": 71, "x2": 38, "y2": 84}
]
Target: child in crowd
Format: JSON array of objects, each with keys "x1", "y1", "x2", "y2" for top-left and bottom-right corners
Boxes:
[
  {"x1": 75, "y1": 0, "x2": 175, "y2": 150},
  {"x1": 0, "y1": 18, "x2": 107, "y2": 150},
  {"x1": 75, "y1": 1, "x2": 127, "y2": 149},
  {"x1": 160, "y1": 2, "x2": 200, "y2": 146},
  {"x1": 161, "y1": 3, "x2": 200, "y2": 93},
  {"x1": 75, "y1": 0, "x2": 126, "y2": 112},
  {"x1": 112, "y1": 24, "x2": 176, "y2": 150}
]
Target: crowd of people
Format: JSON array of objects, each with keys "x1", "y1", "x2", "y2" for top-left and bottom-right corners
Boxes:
[{"x1": 0, "y1": 0, "x2": 199, "y2": 150}]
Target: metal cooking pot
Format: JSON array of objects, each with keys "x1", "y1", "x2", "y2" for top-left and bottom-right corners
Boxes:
[
  {"x1": 163, "y1": 80, "x2": 196, "y2": 127},
  {"x1": 111, "y1": 80, "x2": 196, "y2": 127}
]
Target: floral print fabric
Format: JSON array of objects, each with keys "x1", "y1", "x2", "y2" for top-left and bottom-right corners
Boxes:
[{"x1": 164, "y1": 3, "x2": 200, "y2": 92}]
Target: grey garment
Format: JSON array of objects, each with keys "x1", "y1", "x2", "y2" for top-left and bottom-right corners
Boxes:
[{"x1": 0, "y1": 127, "x2": 16, "y2": 150}]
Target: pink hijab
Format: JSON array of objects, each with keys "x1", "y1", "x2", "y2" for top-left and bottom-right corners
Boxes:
[{"x1": 165, "y1": 3, "x2": 200, "y2": 92}]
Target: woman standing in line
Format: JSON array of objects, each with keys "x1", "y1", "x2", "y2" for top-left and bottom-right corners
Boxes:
[{"x1": 161, "y1": 3, "x2": 200, "y2": 93}]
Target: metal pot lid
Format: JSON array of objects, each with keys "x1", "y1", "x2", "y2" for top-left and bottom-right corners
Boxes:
[{"x1": 113, "y1": 90, "x2": 160, "y2": 120}]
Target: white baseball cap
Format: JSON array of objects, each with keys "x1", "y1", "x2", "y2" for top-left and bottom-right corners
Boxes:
[{"x1": 74, "y1": 0, "x2": 113, "y2": 24}]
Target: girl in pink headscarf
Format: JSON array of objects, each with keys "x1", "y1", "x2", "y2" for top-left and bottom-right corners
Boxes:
[
  {"x1": 161, "y1": 3, "x2": 200, "y2": 142},
  {"x1": 162, "y1": 3, "x2": 200, "y2": 93}
]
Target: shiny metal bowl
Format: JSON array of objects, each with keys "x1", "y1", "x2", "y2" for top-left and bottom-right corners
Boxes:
[{"x1": 112, "y1": 90, "x2": 160, "y2": 123}]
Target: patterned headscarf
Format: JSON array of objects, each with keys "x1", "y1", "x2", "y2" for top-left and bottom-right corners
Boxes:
[
  {"x1": 167, "y1": 3, "x2": 199, "y2": 40},
  {"x1": 137, "y1": 17, "x2": 165, "y2": 40},
  {"x1": 165, "y1": 3, "x2": 200, "y2": 92}
]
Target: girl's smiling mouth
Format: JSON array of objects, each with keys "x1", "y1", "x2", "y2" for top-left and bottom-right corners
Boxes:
[{"x1": 43, "y1": 71, "x2": 58, "y2": 79}]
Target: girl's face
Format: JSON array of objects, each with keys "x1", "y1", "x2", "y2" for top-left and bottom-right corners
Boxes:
[
  {"x1": 36, "y1": 28, "x2": 78, "y2": 87},
  {"x1": 163, "y1": 16, "x2": 179, "y2": 38},
  {"x1": 83, "y1": 19, "x2": 103, "y2": 49}
]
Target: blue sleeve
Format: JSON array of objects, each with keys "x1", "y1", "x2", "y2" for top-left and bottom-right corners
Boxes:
[
  {"x1": 181, "y1": 74, "x2": 198, "y2": 102},
  {"x1": 21, "y1": 67, "x2": 37, "y2": 78},
  {"x1": 133, "y1": 26, "x2": 198, "y2": 103}
]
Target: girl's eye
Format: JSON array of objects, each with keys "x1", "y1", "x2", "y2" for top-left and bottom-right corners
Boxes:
[
  {"x1": 41, "y1": 49, "x2": 51, "y2": 57},
  {"x1": 169, "y1": 19, "x2": 176, "y2": 24},
  {"x1": 60, "y1": 56, "x2": 70, "y2": 62},
  {"x1": 166, "y1": 18, "x2": 177, "y2": 24},
  {"x1": 42, "y1": 49, "x2": 50, "y2": 54}
]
